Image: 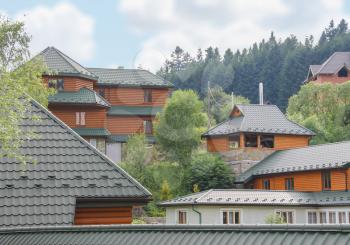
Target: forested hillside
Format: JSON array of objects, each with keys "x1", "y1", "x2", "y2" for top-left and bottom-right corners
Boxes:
[{"x1": 158, "y1": 19, "x2": 350, "y2": 110}]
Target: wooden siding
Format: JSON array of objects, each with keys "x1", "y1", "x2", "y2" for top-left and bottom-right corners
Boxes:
[
  {"x1": 249, "y1": 168, "x2": 350, "y2": 192},
  {"x1": 43, "y1": 75, "x2": 94, "y2": 91},
  {"x1": 107, "y1": 116, "x2": 154, "y2": 135},
  {"x1": 74, "y1": 206, "x2": 132, "y2": 225},
  {"x1": 49, "y1": 106, "x2": 107, "y2": 128},
  {"x1": 207, "y1": 134, "x2": 310, "y2": 152},
  {"x1": 96, "y1": 87, "x2": 169, "y2": 106},
  {"x1": 274, "y1": 135, "x2": 310, "y2": 150},
  {"x1": 314, "y1": 74, "x2": 350, "y2": 84},
  {"x1": 207, "y1": 137, "x2": 229, "y2": 152}
]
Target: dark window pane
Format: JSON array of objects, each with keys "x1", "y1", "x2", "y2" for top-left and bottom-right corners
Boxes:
[
  {"x1": 260, "y1": 134, "x2": 274, "y2": 148},
  {"x1": 245, "y1": 134, "x2": 257, "y2": 147}
]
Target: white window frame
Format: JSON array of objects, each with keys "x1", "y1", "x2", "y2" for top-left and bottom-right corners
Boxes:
[
  {"x1": 89, "y1": 138, "x2": 97, "y2": 148},
  {"x1": 220, "y1": 208, "x2": 242, "y2": 224},
  {"x1": 306, "y1": 209, "x2": 350, "y2": 224},
  {"x1": 274, "y1": 209, "x2": 295, "y2": 224},
  {"x1": 175, "y1": 209, "x2": 188, "y2": 224},
  {"x1": 76, "y1": 112, "x2": 86, "y2": 126},
  {"x1": 306, "y1": 210, "x2": 318, "y2": 224}
]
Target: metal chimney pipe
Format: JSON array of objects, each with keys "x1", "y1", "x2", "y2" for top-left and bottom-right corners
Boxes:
[{"x1": 259, "y1": 82, "x2": 264, "y2": 105}]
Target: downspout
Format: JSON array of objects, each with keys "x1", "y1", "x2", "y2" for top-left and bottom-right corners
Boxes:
[{"x1": 192, "y1": 205, "x2": 202, "y2": 224}]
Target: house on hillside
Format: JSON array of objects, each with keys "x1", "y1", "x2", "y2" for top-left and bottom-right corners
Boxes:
[
  {"x1": 34, "y1": 47, "x2": 173, "y2": 162},
  {"x1": 202, "y1": 104, "x2": 315, "y2": 153},
  {"x1": 160, "y1": 189, "x2": 350, "y2": 225},
  {"x1": 0, "y1": 100, "x2": 151, "y2": 227},
  {"x1": 305, "y1": 52, "x2": 350, "y2": 84},
  {"x1": 162, "y1": 140, "x2": 350, "y2": 225}
]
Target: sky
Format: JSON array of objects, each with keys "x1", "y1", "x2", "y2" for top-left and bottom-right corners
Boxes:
[{"x1": 1, "y1": 0, "x2": 350, "y2": 72}]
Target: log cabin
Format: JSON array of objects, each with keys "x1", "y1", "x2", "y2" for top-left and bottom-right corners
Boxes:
[
  {"x1": 235, "y1": 140, "x2": 350, "y2": 192},
  {"x1": 202, "y1": 104, "x2": 315, "y2": 153},
  {"x1": 0, "y1": 99, "x2": 151, "y2": 227},
  {"x1": 36, "y1": 47, "x2": 173, "y2": 162},
  {"x1": 305, "y1": 52, "x2": 350, "y2": 84}
]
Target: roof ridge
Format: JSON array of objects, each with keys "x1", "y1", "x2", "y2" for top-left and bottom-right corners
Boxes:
[{"x1": 30, "y1": 99, "x2": 151, "y2": 197}]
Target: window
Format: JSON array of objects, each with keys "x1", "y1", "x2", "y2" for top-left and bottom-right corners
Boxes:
[
  {"x1": 339, "y1": 212, "x2": 346, "y2": 224},
  {"x1": 322, "y1": 171, "x2": 331, "y2": 190},
  {"x1": 144, "y1": 89, "x2": 152, "y2": 102},
  {"x1": 244, "y1": 134, "x2": 257, "y2": 147},
  {"x1": 320, "y1": 212, "x2": 327, "y2": 224},
  {"x1": 99, "y1": 89, "x2": 105, "y2": 98},
  {"x1": 48, "y1": 79, "x2": 64, "y2": 91},
  {"x1": 222, "y1": 210, "x2": 240, "y2": 224},
  {"x1": 177, "y1": 210, "x2": 187, "y2": 224},
  {"x1": 76, "y1": 112, "x2": 86, "y2": 126},
  {"x1": 260, "y1": 134, "x2": 274, "y2": 148},
  {"x1": 228, "y1": 135, "x2": 240, "y2": 149},
  {"x1": 144, "y1": 120, "x2": 152, "y2": 134},
  {"x1": 284, "y1": 178, "x2": 294, "y2": 190},
  {"x1": 307, "y1": 211, "x2": 317, "y2": 224},
  {"x1": 329, "y1": 212, "x2": 336, "y2": 224},
  {"x1": 89, "y1": 138, "x2": 97, "y2": 148},
  {"x1": 275, "y1": 210, "x2": 294, "y2": 224},
  {"x1": 263, "y1": 179, "x2": 270, "y2": 190},
  {"x1": 338, "y1": 67, "x2": 348, "y2": 77}
]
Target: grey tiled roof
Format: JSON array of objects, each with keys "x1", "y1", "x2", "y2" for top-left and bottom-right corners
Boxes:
[
  {"x1": 160, "y1": 189, "x2": 350, "y2": 206},
  {"x1": 48, "y1": 88, "x2": 110, "y2": 107},
  {"x1": 36, "y1": 47, "x2": 97, "y2": 80},
  {"x1": 107, "y1": 106, "x2": 162, "y2": 116},
  {"x1": 236, "y1": 141, "x2": 350, "y2": 183},
  {"x1": 308, "y1": 52, "x2": 350, "y2": 76},
  {"x1": 0, "y1": 100, "x2": 151, "y2": 227},
  {"x1": 1, "y1": 225, "x2": 350, "y2": 245},
  {"x1": 203, "y1": 104, "x2": 315, "y2": 136},
  {"x1": 88, "y1": 68, "x2": 173, "y2": 87},
  {"x1": 73, "y1": 128, "x2": 111, "y2": 137}
]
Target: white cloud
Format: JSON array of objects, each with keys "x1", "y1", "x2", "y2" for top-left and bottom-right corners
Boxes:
[
  {"x1": 118, "y1": 0, "x2": 350, "y2": 72},
  {"x1": 15, "y1": 2, "x2": 95, "y2": 62}
]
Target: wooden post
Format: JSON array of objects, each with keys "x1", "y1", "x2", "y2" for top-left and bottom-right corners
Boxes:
[
  {"x1": 240, "y1": 133, "x2": 245, "y2": 148},
  {"x1": 257, "y1": 134, "x2": 261, "y2": 148}
]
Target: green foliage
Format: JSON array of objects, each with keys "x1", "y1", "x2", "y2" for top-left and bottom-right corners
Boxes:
[
  {"x1": 265, "y1": 214, "x2": 285, "y2": 224},
  {"x1": 0, "y1": 16, "x2": 54, "y2": 164},
  {"x1": 287, "y1": 81, "x2": 350, "y2": 144},
  {"x1": 187, "y1": 151, "x2": 234, "y2": 191},
  {"x1": 160, "y1": 179, "x2": 172, "y2": 201},
  {"x1": 158, "y1": 19, "x2": 350, "y2": 110},
  {"x1": 193, "y1": 184, "x2": 200, "y2": 193},
  {"x1": 132, "y1": 218, "x2": 146, "y2": 224},
  {"x1": 204, "y1": 86, "x2": 249, "y2": 124},
  {"x1": 154, "y1": 90, "x2": 207, "y2": 166}
]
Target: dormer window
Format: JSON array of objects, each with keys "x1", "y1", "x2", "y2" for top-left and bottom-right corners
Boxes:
[
  {"x1": 338, "y1": 67, "x2": 348, "y2": 77},
  {"x1": 48, "y1": 79, "x2": 64, "y2": 91}
]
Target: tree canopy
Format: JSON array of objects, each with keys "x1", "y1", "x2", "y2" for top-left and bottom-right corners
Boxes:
[
  {"x1": 154, "y1": 90, "x2": 207, "y2": 166},
  {"x1": 0, "y1": 16, "x2": 53, "y2": 164},
  {"x1": 287, "y1": 81, "x2": 350, "y2": 144},
  {"x1": 158, "y1": 19, "x2": 350, "y2": 111}
]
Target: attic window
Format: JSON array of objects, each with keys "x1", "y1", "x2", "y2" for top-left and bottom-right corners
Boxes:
[
  {"x1": 338, "y1": 67, "x2": 348, "y2": 77},
  {"x1": 48, "y1": 79, "x2": 64, "y2": 91}
]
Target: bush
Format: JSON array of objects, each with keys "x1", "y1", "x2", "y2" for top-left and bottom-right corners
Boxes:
[
  {"x1": 265, "y1": 214, "x2": 285, "y2": 224},
  {"x1": 187, "y1": 151, "x2": 234, "y2": 191}
]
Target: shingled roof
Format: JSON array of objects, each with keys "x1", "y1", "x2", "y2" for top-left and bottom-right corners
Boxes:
[
  {"x1": 307, "y1": 52, "x2": 350, "y2": 78},
  {"x1": 0, "y1": 100, "x2": 151, "y2": 227},
  {"x1": 48, "y1": 88, "x2": 110, "y2": 107},
  {"x1": 36, "y1": 47, "x2": 98, "y2": 80},
  {"x1": 236, "y1": 141, "x2": 350, "y2": 183},
  {"x1": 203, "y1": 104, "x2": 315, "y2": 137},
  {"x1": 160, "y1": 189, "x2": 350, "y2": 207},
  {"x1": 87, "y1": 67, "x2": 173, "y2": 87},
  {"x1": 1, "y1": 225, "x2": 350, "y2": 245}
]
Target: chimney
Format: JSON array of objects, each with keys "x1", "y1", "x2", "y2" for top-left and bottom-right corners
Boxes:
[{"x1": 259, "y1": 82, "x2": 264, "y2": 105}]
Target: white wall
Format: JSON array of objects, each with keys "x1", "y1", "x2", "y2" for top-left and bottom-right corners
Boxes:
[
  {"x1": 106, "y1": 143, "x2": 122, "y2": 163},
  {"x1": 166, "y1": 205, "x2": 350, "y2": 225}
]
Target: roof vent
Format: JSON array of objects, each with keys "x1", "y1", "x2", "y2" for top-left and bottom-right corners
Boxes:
[
  {"x1": 62, "y1": 183, "x2": 70, "y2": 188},
  {"x1": 88, "y1": 183, "x2": 97, "y2": 187},
  {"x1": 20, "y1": 175, "x2": 28, "y2": 179},
  {"x1": 75, "y1": 175, "x2": 82, "y2": 180},
  {"x1": 6, "y1": 184, "x2": 14, "y2": 188},
  {"x1": 101, "y1": 175, "x2": 109, "y2": 179},
  {"x1": 259, "y1": 82, "x2": 264, "y2": 105},
  {"x1": 48, "y1": 175, "x2": 55, "y2": 180},
  {"x1": 34, "y1": 184, "x2": 42, "y2": 188}
]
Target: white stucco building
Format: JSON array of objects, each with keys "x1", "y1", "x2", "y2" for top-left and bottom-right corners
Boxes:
[{"x1": 160, "y1": 189, "x2": 350, "y2": 225}]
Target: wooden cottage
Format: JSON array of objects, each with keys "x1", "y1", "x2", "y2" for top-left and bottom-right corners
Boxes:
[
  {"x1": 202, "y1": 104, "x2": 315, "y2": 153},
  {"x1": 305, "y1": 52, "x2": 350, "y2": 84},
  {"x1": 35, "y1": 47, "x2": 173, "y2": 162}
]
